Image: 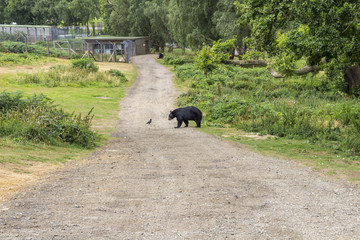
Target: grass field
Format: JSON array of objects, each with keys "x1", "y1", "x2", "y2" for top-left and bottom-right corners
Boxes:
[
  {"x1": 0, "y1": 58, "x2": 137, "y2": 201},
  {"x1": 159, "y1": 51, "x2": 360, "y2": 185}
]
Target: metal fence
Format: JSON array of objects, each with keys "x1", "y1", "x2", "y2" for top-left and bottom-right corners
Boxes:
[
  {"x1": 0, "y1": 24, "x2": 104, "y2": 58},
  {"x1": 0, "y1": 23, "x2": 103, "y2": 43}
]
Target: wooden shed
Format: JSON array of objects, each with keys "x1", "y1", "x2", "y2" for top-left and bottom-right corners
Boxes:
[{"x1": 83, "y1": 36, "x2": 150, "y2": 63}]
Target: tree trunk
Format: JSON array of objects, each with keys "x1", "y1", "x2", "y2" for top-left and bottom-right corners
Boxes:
[
  {"x1": 344, "y1": 63, "x2": 360, "y2": 93},
  {"x1": 168, "y1": 45, "x2": 173, "y2": 53},
  {"x1": 230, "y1": 60, "x2": 267, "y2": 68},
  {"x1": 267, "y1": 67, "x2": 284, "y2": 78},
  {"x1": 231, "y1": 59, "x2": 321, "y2": 78},
  {"x1": 296, "y1": 65, "x2": 320, "y2": 75}
]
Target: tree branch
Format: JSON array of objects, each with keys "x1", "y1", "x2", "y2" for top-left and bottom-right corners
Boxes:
[{"x1": 342, "y1": 7, "x2": 360, "y2": 34}]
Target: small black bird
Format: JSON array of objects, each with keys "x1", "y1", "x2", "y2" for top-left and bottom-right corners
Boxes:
[{"x1": 146, "y1": 119, "x2": 152, "y2": 124}]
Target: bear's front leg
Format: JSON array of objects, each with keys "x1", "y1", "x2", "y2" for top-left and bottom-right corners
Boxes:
[
  {"x1": 175, "y1": 119, "x2": 183, "y2": 128},
  {"x1": 184, "y1": 120, "x2": 189, "y2": 127}
]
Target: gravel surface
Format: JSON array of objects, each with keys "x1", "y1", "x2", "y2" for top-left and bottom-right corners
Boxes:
[{"x1": 1, "y1": 55, "x2": 359, "y2": 239}]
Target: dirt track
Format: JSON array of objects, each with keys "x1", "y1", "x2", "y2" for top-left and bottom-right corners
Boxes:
[{"x1": 1, "y1": 55, "x2": 359, "y2": 239}]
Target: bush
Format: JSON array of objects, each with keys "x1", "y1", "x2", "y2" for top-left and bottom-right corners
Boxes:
[
  {"x1": 163, "y1": 54, "x2": 194, "y2": 65},
  {"x1": 107, "y1": 69, "x2": 128, "y2": 83},
  {"x1": 71, "y1": 58, "x2": 99, "y2": 72},
  {"x1": 0, "y1": 32, "x2": 26, "y2": 42},
  {"x1": 15, "y1": 63, "x2": 125, "y2": 88},
  {"x1": 0, "y1": 91, "x2": 98, "y2": 148},
  {"x1": 0, "y1": 41, "x2": 68, "y2": 58},
  {"x1": 174, "y1": 58, "x2": 360, "y2": 155}
]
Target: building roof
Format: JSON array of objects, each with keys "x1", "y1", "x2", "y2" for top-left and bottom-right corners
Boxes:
[
  {"x1": 0, "y1": 24, "x2": 52, "y2": 28},
  {"x1": 83, "y1": 36, "x2": 149, "y2": 43}
]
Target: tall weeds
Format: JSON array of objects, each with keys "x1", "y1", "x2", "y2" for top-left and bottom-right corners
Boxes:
[
  {"x1": 174, "y1": 59, "x2": 360, "y2": 154},
  {"x1": 15, "y1": 64, "x2": 127, "y2": 87},
  {"x1": 0, "y1": 91, "x2": 98, "y2": 148}
]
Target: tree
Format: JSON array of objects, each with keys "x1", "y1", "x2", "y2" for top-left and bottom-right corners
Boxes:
[
  {"x1": 212, "y1": 0, "x2": 250, "y2": 54},
  {"x1": 32, "y1": 0, "x2": 61, "y2": 25},
  {"x1": 70, "y1": 0, "x2": 101, "y2": 34},
  {"x1": 144, "y1": 0, "x2": 170, "y2": 51},
  {"x1": 168, "y1": 0, "x2": 191, "y2": 52},
  {"x1": 103, "y1": 0, "x2": 151, "y2": 36},
  {"x1": 236, "y1": 0, "x2": 360, "y2": 93},
  {"x1": 0, "y1": 0, "x2": 7, "y2": 24},
  {"x1": 194, "y1": 38, "x2": 235, "y2": 77},
  {"x1": 5, "y1": 0, "x2": 36, "y2": 24},
  {"x1": 103, "y1": 0, "x2": 132, "y2": 35},
  {"x1": 168, "y1": 0, "x2": 220, "y2": 51},
  {"x1": 127, "y1": 0, "x2": 151, "y2": 36}
]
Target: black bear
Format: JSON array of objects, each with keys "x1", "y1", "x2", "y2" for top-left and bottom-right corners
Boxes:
[{"x1": 168, "y1": 106, "x2": 202, "y2": 128}]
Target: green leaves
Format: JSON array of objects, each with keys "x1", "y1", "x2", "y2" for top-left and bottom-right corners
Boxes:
[
  {"x1": 71, "y1": 58, "x2": 99, "y2": 72},
  {"x1": 237, "y1": 0, "x2": 360, "y2": 92},
  {"x1": 194, "y1": 38, "x2": 235, "y2": 77},
  {"x1": 0, "y1": 91, "x2": 98, "y2": 148}
]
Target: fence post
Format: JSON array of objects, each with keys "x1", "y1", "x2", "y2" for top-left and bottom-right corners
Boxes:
[
  {"x1": 87, "y1": 43, "x2": 90, "y2": 59},
  {"x1": 68, "y1": 41, "x2": 71, "y2": 58},
  {"x1": 101, "y1": 43, "x2": 103, "y2": 62},
  {"x1": 25, "y1": 37, "x2": 28, "y2": 53},
  {"x1": 47, "y1": 39, "x2": 50, "y2": 57},
  {"x1": 113, "y1": 43, "x2": 117, "y2": 62}
]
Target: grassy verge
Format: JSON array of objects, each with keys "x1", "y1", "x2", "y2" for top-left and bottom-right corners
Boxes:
[
  {"x1": 159, "y1": 50, "x2": 360, "y2": 185},
  {"x1": 0, "y1": 59, "x2": 136, "y2": 200},
  {"x1": 200, "y1": 126, "x2": 360, "y2": 183}
]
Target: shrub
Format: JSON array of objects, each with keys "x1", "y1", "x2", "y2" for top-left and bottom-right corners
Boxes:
[
  {"x1": 174, "y1": 57, "x2": 360, "y2": 155},
  {"x1": 71, "y1": 58, "x2": 99, "y2": 72},
  {"x1": 15, "y1": 64, "x2": 125, "y2": 88},
  {"x1": 163, "y1": 54, "x2": 194, "y2": 65},
  {"x1": 0, "y1": 91, "x2": 98, "y2": 148},
  {"x1": 0, "y1": 41, "x2": 68, "y2": 58},
  {"x1": 107, "y1": 69, "x2": 128, "y2": 83}
]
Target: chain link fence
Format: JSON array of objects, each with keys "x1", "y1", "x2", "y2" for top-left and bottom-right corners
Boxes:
[{"x1": 0, "y1": 24, "x2": 103, "y2": 58}]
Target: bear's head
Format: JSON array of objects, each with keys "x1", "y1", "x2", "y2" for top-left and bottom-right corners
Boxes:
[{"x1": 168, "y1": 111, "x2": 175, "y2": 120}]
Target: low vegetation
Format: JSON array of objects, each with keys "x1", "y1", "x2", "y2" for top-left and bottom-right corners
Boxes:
[
  {"x1": 13, "y1": 59, "x2": 127, "y2": 88},
  {"x1": 0, "y1": 57, "x2": 133, "y2": 150},
  {"x1": 0, "y1": 40, "x2": 69, "y2": 58},
  {"x1": 160, "y1": 48, "x2": 360, "y2": 180},
  {"x1": 0, "y1": 91, "x2": 97, "y2": 148}
]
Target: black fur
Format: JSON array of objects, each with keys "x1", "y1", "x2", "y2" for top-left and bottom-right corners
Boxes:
[{"x1": 168, "y1": 106, "x2": 202, "y2": 128}]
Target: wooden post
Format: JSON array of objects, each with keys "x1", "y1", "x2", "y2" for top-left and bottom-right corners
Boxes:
[
  {"x1": 101, "y1": 43, "x2": 103, "y2": 62},
  {"x1": 67, "y1": 41, "x2": 71, "y2": 58},
  {"x1": 124, "y1": 43, "x2": 128, "y2": 63},
  {"x1": 25, "y1": 37, "x2": 28, "y2": 53},
  {"x1": 113, "y1": 43, "x2": 116, "y2": 62},
  {"x1": 73, "y1": 40, "x2": 76, "y2": 52},
  {"x1": 47, "y1": 39, "x2": 50, "y2": 57},
  {"x1": 87, "y1": 43, "x2": 90, "y2": 59}
]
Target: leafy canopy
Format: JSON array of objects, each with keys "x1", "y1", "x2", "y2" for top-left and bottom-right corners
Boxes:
[
  {"x1": 194, "y1": 38, "x2": 235, "y2": 77},
  {"x1": 236, "y1": 0, "x2": 360, "y2": 76}
]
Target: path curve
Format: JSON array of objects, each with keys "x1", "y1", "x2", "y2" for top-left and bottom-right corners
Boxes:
[{"x1": 1, "y1": 55, "x2": 359, "y2": 239}]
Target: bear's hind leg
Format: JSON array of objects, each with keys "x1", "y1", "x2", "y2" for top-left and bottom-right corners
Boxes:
[
  {"x1": 196, "y1": 120, "x2": 201, "y2": 128},
  {"x1": 184, "y1": 120, "x2": 189, "y2": 127}
]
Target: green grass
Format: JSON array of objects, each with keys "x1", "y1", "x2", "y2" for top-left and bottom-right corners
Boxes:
[
  {"x1": 200, "y1": 125, "x2": 360, "y2": 183},
  {"x1": 0, "y1": 60, "x2": 136, "y2": 172},
  {"x1": 161, "y1": 51, "x2": 360, "y2": 184},
  {"x1": 0, "y1": 136, "x2": 91, "y2": 166}
]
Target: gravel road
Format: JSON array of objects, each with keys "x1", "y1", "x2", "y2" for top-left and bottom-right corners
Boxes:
[{"x1": 1, "y1": 55, "x2": 359, "y2": 239}]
